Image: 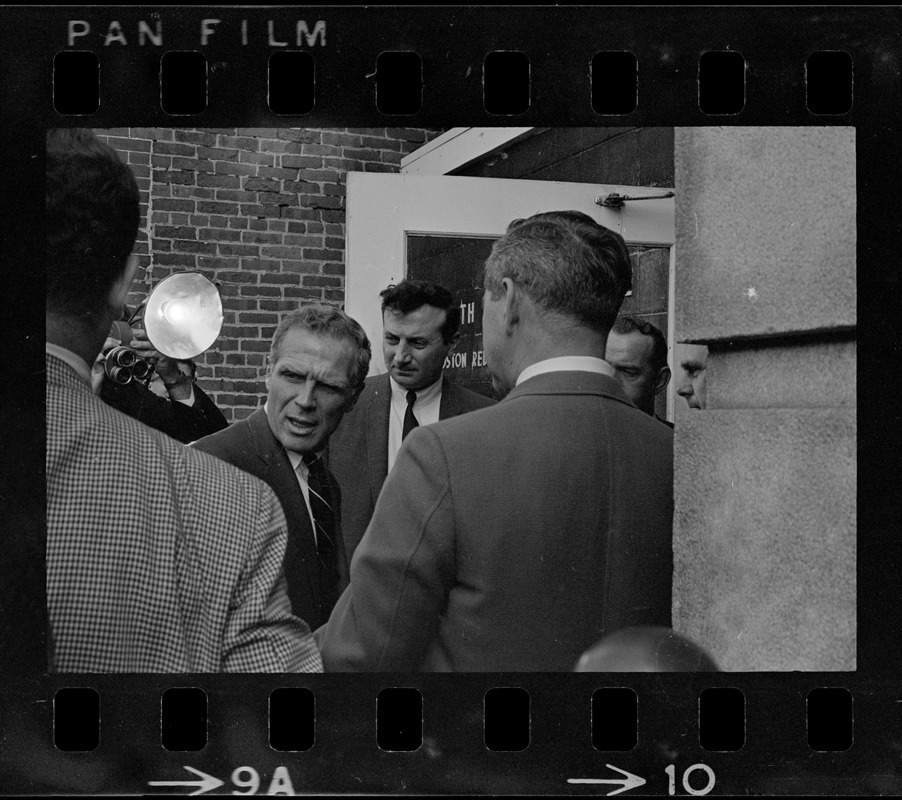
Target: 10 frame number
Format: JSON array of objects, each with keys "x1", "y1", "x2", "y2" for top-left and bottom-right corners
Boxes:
[{"x1": 665, "y1": 764, "x2": 716, "y2": 796}]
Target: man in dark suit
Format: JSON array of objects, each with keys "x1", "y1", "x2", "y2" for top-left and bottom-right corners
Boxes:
[
  {"x1": 45, "y1": 128, "x2": 320, "y2": 672},
  {"x1": 193, "y1": 305, "x2": 371, "y2": 630},
  {"x1": 320, "y1": 211, "x2": 674, "y2": 671},
  {"x1": 605, "y1": 315, "x2": 674, "y2": 428},
  {"x1": 328, "y1": 279, "x2": 495, "y2": 560}
]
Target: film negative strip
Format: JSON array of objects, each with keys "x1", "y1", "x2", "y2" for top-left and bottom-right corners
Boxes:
[{"x1": 2, "y1": 5, "x2": 899, "y2": 796}]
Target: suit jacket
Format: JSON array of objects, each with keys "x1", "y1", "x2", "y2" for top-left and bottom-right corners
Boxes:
[
  {"x1": 320, "y1": 370, "x2": 674, "y2": 672},
  {"x1": 328, "y1": 373, "x2": 496, "y2": 560},
  {"x1": 101, "y1": 376, "x2": 228, "y2": 444},
  {"x1": 192, "y1": 408, "x2": 349, "y2": 630},
  {"x1": 46, "y1": 353, "x2": 320, "y2": 673}
]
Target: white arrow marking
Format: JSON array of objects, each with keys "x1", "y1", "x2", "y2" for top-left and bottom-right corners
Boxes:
[
  {"x1": 148, "y1": 765, "x2": 224, "y2": 796},
  {"x1": 568, "y1": 764, "x2": 647, "y2": 796}
]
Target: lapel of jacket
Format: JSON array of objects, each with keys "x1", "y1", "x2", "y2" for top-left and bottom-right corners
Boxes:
[
  {"x1": 319, "y1": 461, "x2": 350, "y2": 589},
  {"x1": 365, "y1": 374, "x2": 391, "y2": 505},
  {"x1": 246, "y1": 408, "x2": 321, "y2": 596},
  {"x1": 438, "y1": 377, "x2": 463, "y2": 420}
]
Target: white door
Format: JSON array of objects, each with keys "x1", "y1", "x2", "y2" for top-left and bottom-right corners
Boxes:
[{"x1": 345, "y1": 173, "x2": 676, "y2": 417}]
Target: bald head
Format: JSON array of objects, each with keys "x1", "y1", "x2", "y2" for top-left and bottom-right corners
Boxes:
[{"x1": 575, "y1": 627, "x2": 719, "y2": 672}]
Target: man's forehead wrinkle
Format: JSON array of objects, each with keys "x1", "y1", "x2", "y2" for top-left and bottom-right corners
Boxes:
[{"x1": 277, "y1": 352, "x2": 347, "y2": 382}]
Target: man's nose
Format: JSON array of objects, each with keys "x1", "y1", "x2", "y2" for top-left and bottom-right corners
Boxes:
[
  {"x1": 676, "y1": 379, "x2": 691, "y2": 397},
  {"x1": 394, "y1": 341, "x2": 412, "y2": 364},
  {"x1": 294, "y1": 378, "x2": 317, "y2": 408}
]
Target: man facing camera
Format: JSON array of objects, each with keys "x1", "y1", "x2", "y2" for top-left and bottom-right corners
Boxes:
[
  {"x1": 45, "y1": 128, "x2": 320, "y2": 672},
  {"x1": 605, "y1": 316, "x2": 673, "y2": 427},
  {"x1": 193, "y1": 306, "x2": 370, "y2": 630},
  {"x1": 320, "y1": 211, "x2": 674, "y2": 672},
  {"x1": 327, "y1": 279, "x2": 495, "y2": 560}
]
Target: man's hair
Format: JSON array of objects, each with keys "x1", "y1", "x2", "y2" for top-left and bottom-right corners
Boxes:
[
  {"x1": 270, "y1": 304, "x2": 372, "y2": 390},
  {"x1": 379, "y1": 279, "x2": 462, "y2": 343},
  {"x1": 46, "y1": 129, "x2": 141, "y2": 318},
  {"x1": 611, "y1": 316, "x2": 669, "y2": 372},
  {"x1": 483, "y1": 210, "x2": 632, "y2": 333}
]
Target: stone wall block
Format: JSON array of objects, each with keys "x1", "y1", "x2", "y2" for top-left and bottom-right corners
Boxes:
[
  {"x1": 673, "y1": 408, "x2": 856, "y2": 670},
  {"x1": 709, "y1": 338, "x2": 856, "y2": 410},
  {"x1": 675, "y1": 127, "x2": 856, "y2": 342}
]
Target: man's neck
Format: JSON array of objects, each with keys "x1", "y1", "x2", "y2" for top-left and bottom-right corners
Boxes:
[
  {"x1": 46, "y1": 312, "x2": 108, "y2": 368},
  {"x1": 388, "y1": 373, "x2": 443, "y2": 397},
  {"x1": 510, "y1": 327, "x2": 609, "y2": 381}
]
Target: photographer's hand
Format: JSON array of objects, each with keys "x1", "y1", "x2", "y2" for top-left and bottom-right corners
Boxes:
[
  {"x1": 131, "y1": 328, "x2": 193, "y2": 401},
  {"x1": 129, "y1": 326, "x2": 161, "y2": 362}
]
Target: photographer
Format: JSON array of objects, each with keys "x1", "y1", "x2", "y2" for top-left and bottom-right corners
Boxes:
[{"x1": 94, "y1": 310, "x2": 228, "y2": 444}]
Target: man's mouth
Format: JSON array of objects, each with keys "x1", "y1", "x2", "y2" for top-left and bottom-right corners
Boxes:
[{"x1": 287, "y1": 417, "x2": 317, "y2": 434}]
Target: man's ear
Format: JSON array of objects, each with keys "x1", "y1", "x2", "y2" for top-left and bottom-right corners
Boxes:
[
  {"x1": 654, "y1": 365, "x2": 672, "y2": 395},
  {"x1": 263, "y1": 353, "x2": 273, "y2": 392},
  {"x1": 107, "y1": 254, "x2": 140, "y2": 313},
  {"x1": 447, "y1": 329, "x2": 462, "y2": 352},
  {"x1": 502, "y1": 278, "x2": 521, "y2": 333}
]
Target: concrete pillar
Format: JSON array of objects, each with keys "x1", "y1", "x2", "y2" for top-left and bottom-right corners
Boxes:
[{"x1": 673, "y1": 127, "x2": 856, "y2": 670}]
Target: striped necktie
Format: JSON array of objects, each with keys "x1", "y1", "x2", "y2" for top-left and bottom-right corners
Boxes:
[{"x1": 301, "y1": 454, "x2": 340, "y2": 608}]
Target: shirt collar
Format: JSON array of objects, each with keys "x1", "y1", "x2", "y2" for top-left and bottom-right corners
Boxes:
[
  {"x1": 516, "y1": 356, "x2": 614, "y2": 386},
  {"x1": 389, "y1": 373, "x2": 443, "y2": 404},
  {"x1": 46, "y1": 342, "x2": 93, "y2": 386}
]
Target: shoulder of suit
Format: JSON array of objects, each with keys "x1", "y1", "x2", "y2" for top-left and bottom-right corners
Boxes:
[
  {"x1": 443, "y1": 378, "x2": 497, "y2": 408},
  {"x1": 364, "y1": 373, "x2": 389, "y2": 394},
  {"x1": 192, "y1": 407, "x2": 259, "y2": 450},
  {"x1": 51, "y1": 389, "x2": 279, "y2": 513}
]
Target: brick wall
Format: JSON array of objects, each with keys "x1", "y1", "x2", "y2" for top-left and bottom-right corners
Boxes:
[{"x1": 95, "y1": 127, "x2": 442, "y2": 421}]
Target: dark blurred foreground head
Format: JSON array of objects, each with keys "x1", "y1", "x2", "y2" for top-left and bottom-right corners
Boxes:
[{"x1": 575, "y1": 626, "x2": 719, "y2": 672}]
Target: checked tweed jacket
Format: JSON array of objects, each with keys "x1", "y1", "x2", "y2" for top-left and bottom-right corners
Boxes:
[{"x1": 46, "y1": 352, "x2": 321, "y2": 672}]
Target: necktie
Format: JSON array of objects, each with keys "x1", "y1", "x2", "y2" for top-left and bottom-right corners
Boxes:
[
  {"x1": 402, "y1": 390, "x2": 419, "y2": 441},
  {"x1": 302, "y1": 454, "x2": 340, "y2": 611}
]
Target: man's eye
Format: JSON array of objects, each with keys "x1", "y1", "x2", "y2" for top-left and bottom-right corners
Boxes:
[{"x1": 384, "y1": 335, "x2": 399, "y2": 344}]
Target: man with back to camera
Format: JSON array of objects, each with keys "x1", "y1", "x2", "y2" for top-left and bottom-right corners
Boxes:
[
  {"x1": 675, "y1": 343, "x2": 709, "y2": 409},
  {"x1": 327, "y1": 279, "x2": 495, "y2": 561},
  {"x1": 320, "y1": 211, "x2": 674, "y2": 672},
  {"x1": 193, "y1": 305, "x2": 371, "y2": 630},
  {"x1": 605, "y1": 315, "x2": 673, "y2": 427},
  {"x1": 45, "y1": 128, "x2": 320, "y2": 672}
]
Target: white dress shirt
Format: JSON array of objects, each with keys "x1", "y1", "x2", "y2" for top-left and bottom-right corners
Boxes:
[
  {"x1": 516, "y1": 355, "x2": 614, "y2": 386},
  {"x1": 388, "y1": 374, "x2": 443, "y2": 472}
]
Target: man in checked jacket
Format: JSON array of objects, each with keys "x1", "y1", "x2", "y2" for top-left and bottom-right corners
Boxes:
[{"x1": 44, "y1": 128, "x2": 321, "y2": 672}]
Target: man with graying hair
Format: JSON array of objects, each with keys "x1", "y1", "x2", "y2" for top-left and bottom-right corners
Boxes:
[
  {"x1": 45, "y1": 128, "x2": 321, "y2": 672},
  {"x1": 194, "y1": 305, "x2": 371, "y2": 630},
  {"x1": 320, "y1": 210, "x2": 674, "y2": 672}
]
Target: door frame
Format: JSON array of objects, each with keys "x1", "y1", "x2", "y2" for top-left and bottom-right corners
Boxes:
[{"x1": 345, "y1": 170, "x2": 675, "y2": 416}]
